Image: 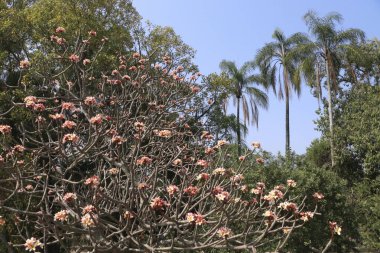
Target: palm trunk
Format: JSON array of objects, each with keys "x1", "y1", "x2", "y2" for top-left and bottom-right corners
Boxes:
[
  {"x1": 283, "y1": 67, "x2": 290, "y2": 160},
  {"x1": 325, "y1": 56, "x2": 335, "y2": 167},
  {"x1": 237, "y1": 96, "x2": 241, "y2": 156}
]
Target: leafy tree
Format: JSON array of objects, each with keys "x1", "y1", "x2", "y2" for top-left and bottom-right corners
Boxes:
[
  {"x1": 219, "y1": 60, "x2": 268, "y2": 156},
  {"x1": 303, "y1": 11, "x2": 365, "y2": 166},
  {"x1": 255, "y1": 29, "x2": 310, "y2": 160}
]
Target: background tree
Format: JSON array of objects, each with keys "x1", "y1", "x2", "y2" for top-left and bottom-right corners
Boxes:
[
  {"x1": 255, "y1": 29, "x2": 309, "y2": 161},
  {"x1": 303, "y1": 11, "x2": 365, "y2": 166},
  {"x1": 219, "y1": 60, "x2": 268, "y2": 156}
]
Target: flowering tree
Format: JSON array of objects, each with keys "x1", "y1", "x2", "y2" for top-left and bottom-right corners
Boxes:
[{"x1": 0, "y1": 28, "x2": 337, "y2": 253}]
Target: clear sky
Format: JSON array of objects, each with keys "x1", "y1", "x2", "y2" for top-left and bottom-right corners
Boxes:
[{"x1": 133, "y1": 0, "x2": 380, "y2": 155}]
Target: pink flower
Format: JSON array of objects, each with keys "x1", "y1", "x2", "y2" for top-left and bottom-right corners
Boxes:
[
  {"x1": 24, "y1": 96, "x2": 37, "y2": 108},
  {"x1": 61, "y1": 102, "x2": 75, "y2": 111},
  {"x1": 300, "y1": 212, "x2": 314, "y2": 222},
  {"x1": 24, "y1": 237, "x2": 43, "y2": 252},
  {"x1": 256, "y1": 157, "x2": 264, "y2": 164},
  {"x1": 278, "y1": 202, "x2": 298, "y2": 212},
  {"x1": 216, "y1": 191, "x2": 230, "y2": 203},
  {"x1": 111, "y1": 69, "x2": 119, "y2": 76},
  {"x1": 84, "y1": 96, "x2": 97, "y2": 106},
  {"x1": 0, "y1": 216, "x2": 5, "y2": 226},
  {"x1": 111, "y1": 135, "x2": 125, "y2": 145},
  {"x1": 150, "y1": 197, "x2": 169, "y2": 211},
  {"x1": 190, "y1": 86, "x2": 200, "y2": 93},
  {"x1": 20, "y1": 59, "x2": 30, "y2": 69},
  {"x1": 196, "y1": 173, "x2": 210, "y2": 181},
  {"x1": 84, "y1": 175, "x2": 100, "y2": 188},
  {"x1": 13, "y1": 145, "x2": 25, "y2": 153},
  {"x1": 263, "y1": 210, "x2": 277, "y2": 223},
  {"x1": 212, "y1": 167, "x2": 226, "y2": 175},
  {"x1": 55, "y1": 27, "x2": 65, "y2": 33},
  {"x1": 81, "y1": 213, "x2": 97, "y2": 228},
  {"x1": 62, "y1": 120, "x2": 77, "y2": 129},
  {"x1": 184, "y1": 186, "x2": 199, "y2": 197},
  {"x1": 196, "y1": 159, "x2": 208, "y2": 168},
  {"x1": 287, "y1": 179, "x2": 297, "y2": 188},
  {"x1": 54, "y1": 210, "x2": 69, "y2": 222},
  {"x1": 252, "y1": 141, "x2": 261, "y2": 149},
  {"x1": 0, "y1": 125, "x2": 12, "y2": 135},
  {"x1": 154, "y1": 129, "x2": 172, "y2": 138},
  {"x1": 124, "y1": 211, "x2": 134, "y2": 220},
  {"x1": 90, "y1": 114, "x2": 103, "y2": 125},
  {"x1": 313, "y1": 192, "x2": 324, "y2": 201},
  {"x1": 107, "y1": 168, "x2": 119, "y2": 175},
  {"x1": 83, "y1": 59, "x2": 91, "y2": 65},
  {"x1": 172, "y1": 159, "x2": 182, "y2": 166},
  {"x1": 329, "y1": 221, "x2": 342, "y2": 235},
  {"x1": 62, "y1": 134, "x2": 79, "y2": 144},
  {"x1": 132, "y1": 52, "x2": 140, "y2": 59},
  {"x1": 205, "y1": 147, "x2": 215, "y2": 155},
  {"x1": 136, "y1": 156, "x2": 153, "y2": 166},
  {"x1": 82, "y1": 205, "x2": 96, "y2": 214},
  {"x1": 63, "y1": 192, "x2": 77, "y2": 202},
  {"x1": 166, "y1": 185, "x2": 179, "y2": 196},
  {"x1": 49, "y1": 113, "x2": 65, "y2": 120},
  {"x1": 88, "y1": 30, "x2": 97, "y2": 36},
  {"x1": 186, "y1": 213, "x2": 206, "y2": 225},
  {"x1": 69, "y1": 54, "x2": 80, "y2": 63},
  {"x1": 216, "y1": 140, "x2": 228, "y2": 148},
  {"x1": 122, "y1": 75, "x2": 131, "y2": 81},
  {"x1": 33, "y1": 103, "x2": 45, "y2": 112},
  {"x1": 217, "y1": 227, "x2": 232, "y2": 238},
  {"x1": 129, "y1": 66, "x2": 137, "y2": 71},
  {"x1": 133, "y1": 121, "x2": 145, "y2": 132}
]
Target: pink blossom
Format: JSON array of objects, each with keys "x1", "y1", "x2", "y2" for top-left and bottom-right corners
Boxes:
[
  {"x1": 124, "y1": 211, "x2": 134, "y2": 220},
  {"x1": 90, "y1": 114, "x2": 103, "y2": 125},
  {"x1": 184, "y1": 186, "x2": 199, "y2": 197},
  {"x1": 83, "y1": 59, "x2": 91, "y2": 65},
  {"x1": 287, "y1": 179, "x2": 297, "y2": 188},
  {"x1": 62, "y1": 120, "x2": 77, "y2": 129},
  {"x1": 0, "y1": 125, "x2": 12, "y2": 135},
  {"x1": 54, "y1": 210, "x2": 69, "y2": 222},
  {"x1": 150, "y1": 197, "x2": 169, "y2": 211},
  {"x1": 49, "y1": 113, "x2": 65, "y2": 120},
  {"x1": 20, "y1": 59, "x2": 30, "y2": 69},
  {"x1": 62, "y1": 134, "x2": 79, "y2": 144},
  {"x1": 88, "y1": 30, "x2": 97, "y2": 36},
  {"x1": 252, "y1": 141, "x2": 261, "y2": 149},
  {"x1": 82, "y1": 205, "x2": 96, "y2": 214},
  {"x1": 55, "y1": 27, "x2": 65, "y2": 33},
  {"x1": 24, "y1": 237, "x2": 43, "y2": 252},
  {"x1": 196, "y1": 159, "x2": 208, "y2": 168},
  {"x1": 84, "y1": 96, "x2": 97, "y2": 106},
  {"x1": 136, "y1": 156, "x2": 153, "y2": 166},
  {"x1": 81, "y1": 213, "x2": 97, "y2": 228},
  {"x1": 69, "y1": 54, "x2": 80, "y2": 63},
  {"x1": 166, "y1": 185, "x2": 179, "y2": 196},
  {"x1": 132, "y1": 52, "x2": 140, "y2": 59},
  {"x1": 84, "y1": 175, "x2": 100, "y2": 188},
  {"x1": 196, "y1": 173, "x2": 210, "y2": 181},
  {"x1": 217, "y1": 227, "x2": 232, "y2": 238},
  {"x1": 111, "y1": 135, "x2": 125, "y2": 145},
  {"x1": 63, "y1": 192, "x2": 77, "y2": 202}
]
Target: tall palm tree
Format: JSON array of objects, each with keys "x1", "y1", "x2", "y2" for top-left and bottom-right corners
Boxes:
[
  {"x1": 219, "y1": 60, "x2": 269, "y2": 156},
  {"x1": 303, "y1": 11, "x2": 365, "y2": 166},
  {"x1": 255, "y1": 29, "x2": 309, "y2": 159}
]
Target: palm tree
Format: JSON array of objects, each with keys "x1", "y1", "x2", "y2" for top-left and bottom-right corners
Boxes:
[
  {"x1": 219, "y1": 60, "x2": 269, "y2": 156},
  {"x1": 255, "y1": 29, "x2": 309, "y2": 159},
  {"x1": 303, "y1": 11, "x2": 365, "y2": 166}
]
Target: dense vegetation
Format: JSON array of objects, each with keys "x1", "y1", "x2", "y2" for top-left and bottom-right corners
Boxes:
[{"x1": 0, "y1": 1, "x2": 379, "y2": 252}]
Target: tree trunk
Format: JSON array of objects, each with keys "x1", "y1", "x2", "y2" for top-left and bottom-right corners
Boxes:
[
  {"x1": 283, "y1": 68, "x2": 290, "y2": 160},
  {"x1": 325, "y1": 57, "x2": 335, "y2": 167},
  {"x1": 237, "y1": 96, "x2": 241, "y2": 156}
]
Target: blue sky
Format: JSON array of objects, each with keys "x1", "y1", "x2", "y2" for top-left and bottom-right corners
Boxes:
[{"x1": 133, "y1": 0, "x2": 380, "y2": 155}]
